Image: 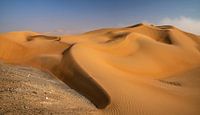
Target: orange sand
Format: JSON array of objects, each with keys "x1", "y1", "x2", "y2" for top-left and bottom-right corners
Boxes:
[{"x1": 0, "y1": 23, "x2": 200, "y2": 114}]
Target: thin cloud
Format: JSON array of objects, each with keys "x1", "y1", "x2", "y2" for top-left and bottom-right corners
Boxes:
[{"x1": 160, "y1": 16, "x2": 200, "y2": 35}]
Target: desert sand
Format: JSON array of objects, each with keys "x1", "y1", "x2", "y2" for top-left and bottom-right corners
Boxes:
[{"x1": 0, "y1": 23, "x2": 200, "y2": 115}]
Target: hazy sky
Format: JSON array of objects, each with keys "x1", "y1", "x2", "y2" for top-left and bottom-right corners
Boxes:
[{"x1": 0, "y1": 0, "x2": 200, "y2": 34}]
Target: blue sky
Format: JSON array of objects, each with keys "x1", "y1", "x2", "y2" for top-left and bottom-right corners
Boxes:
[{"x1": 0, "y1": 0, "x2": 200, "y2": 34}]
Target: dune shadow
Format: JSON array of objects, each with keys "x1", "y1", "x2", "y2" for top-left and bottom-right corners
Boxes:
[
  {"x1": 158, "y1": 80, "x2": 181, "y2": 86},
  {"x1": 26, "y1": 35, "x2": 61, "y2": 41},
  {"x1": 125, "y1": 23, "x2": 144, "y2": 28},
  {"x1": 105, "y1": 32, "x2": 130, "y2": 43},
  {"x1": 157, "y1": 34, "x2": 173, "y2": 44}
]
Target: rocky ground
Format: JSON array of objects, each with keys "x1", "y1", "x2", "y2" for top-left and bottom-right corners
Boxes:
[{"x1": 0, "y1": 62, "x2": 98, "y2": 115}]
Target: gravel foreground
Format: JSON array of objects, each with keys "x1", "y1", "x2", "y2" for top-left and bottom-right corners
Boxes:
[{"x1": 0, "y1": 63, "x2": 98, "y2": 115}]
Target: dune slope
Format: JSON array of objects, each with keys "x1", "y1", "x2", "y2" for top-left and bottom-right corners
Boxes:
[{"x1": 0, "y1": 23, "x2": 200, "y2": 114}]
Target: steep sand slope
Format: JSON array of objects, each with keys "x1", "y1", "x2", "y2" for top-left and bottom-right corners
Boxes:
[
  {"x1": 0, "y1": 23, "x2": 200, "y2": 114},
  {"x1": 59, "y1": 46, "x2": 110, "y2": 109}
]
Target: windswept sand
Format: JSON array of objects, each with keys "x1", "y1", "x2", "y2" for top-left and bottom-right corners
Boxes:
[{"x1": 0, "y1": 23, "x2": 200, "y2": 114}]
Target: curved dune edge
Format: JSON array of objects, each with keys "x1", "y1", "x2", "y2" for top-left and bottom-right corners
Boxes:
[
  {"x1": 58, "y1": 45, "x2": 111, "y2": 109},
  {"x1": 68, "y1": 44, "x2": 200, "y2": 115}
]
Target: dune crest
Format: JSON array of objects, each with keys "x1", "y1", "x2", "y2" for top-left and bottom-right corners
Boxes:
[
  {"x1": 0, "y1": 23, "x2": 200, "y2": 114},
  {"x1": 58, "y1": 45, "x2": 110, "y2": 108}
]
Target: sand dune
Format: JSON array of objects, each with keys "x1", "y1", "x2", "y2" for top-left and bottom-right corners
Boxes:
[
  {"x1": 0, "y1": 31, "x2": 69, "y2": 65},
  {"x1": 0, "y1": 23, "x2": 200, "y2": 114}
]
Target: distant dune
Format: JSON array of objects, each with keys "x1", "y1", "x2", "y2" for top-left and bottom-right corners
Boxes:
[{"x1": 0, "y1": 23, "x2": 200, "y2": 115}]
